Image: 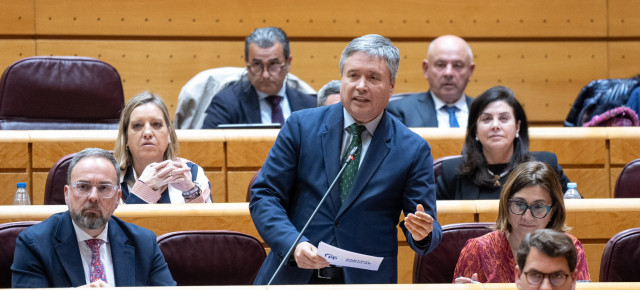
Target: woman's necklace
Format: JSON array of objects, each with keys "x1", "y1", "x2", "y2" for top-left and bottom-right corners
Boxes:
[{"x1": 487, "y1": 168, "x2": 509, "y2": 187}]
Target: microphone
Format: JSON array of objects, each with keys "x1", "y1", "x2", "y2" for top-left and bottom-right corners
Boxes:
[{"x1": 267, "y1": 146, "x2": 359, "y2": 285}]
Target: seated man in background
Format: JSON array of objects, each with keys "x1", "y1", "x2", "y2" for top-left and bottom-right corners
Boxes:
[
  {"x1": 202, "y1": 26, "x2": 316, "y2": 128},
  {"x1": 317, "y1": 80, "x2": 341, "y2": 106},
  {"x1": 515, "y1": 229, "x2": 578, "y2": 290},
  {"x1": 12, "y1": 148, "x2": 175, "y2": 287},
  {"x1": 387, "y1": 35, "x2": 475, "y2": 128}
]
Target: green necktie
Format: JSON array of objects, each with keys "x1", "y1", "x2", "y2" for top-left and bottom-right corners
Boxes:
[{"x1": 340, "y1": 124, "x2": 366, "y2": 203}]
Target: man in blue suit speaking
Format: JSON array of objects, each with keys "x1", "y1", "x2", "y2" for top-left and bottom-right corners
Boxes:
[
  {"x1": 12, "y1": 148, "x2": 175, "y2": 287},
  {"x1": 249, "y1": 34, "x2": 442, "y2": 284}
]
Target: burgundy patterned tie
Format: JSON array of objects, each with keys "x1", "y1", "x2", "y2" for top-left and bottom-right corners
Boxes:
[
  {"x1": 266, "y1": 95, "x2": 284, "y2": 125},
  {"x1": 85, "y1": 239, "x2": 107, "y2": 283}
]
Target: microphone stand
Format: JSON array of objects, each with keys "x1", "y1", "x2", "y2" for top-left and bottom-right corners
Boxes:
[{"x1": 267, "y1": 146, "x2": 359, "y2": 285}]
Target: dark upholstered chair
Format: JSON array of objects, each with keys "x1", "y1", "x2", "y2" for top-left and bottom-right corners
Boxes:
[
  {"x1": 600, "y1": 227, "x2": 640, "y2": 282},
  {"x1": 614, "y1": 158, "x2": 640, "y2": 198},
  {"x1": 157, "y1": 230, "x2": 266, "y2": 285},
  {"x1": 44, "y1": 152, "x2": 77, "y2": 205},
  {"x1": 0, "y1": 56, "x2": 124, "y2": 129},
  {"x1": 413, "y1": 222, "x2": 494, "y2": 283},
  {"x1": 0, "y1": 221, "x2": 39, "y2": 288},
  {"x1": 433, "y1": 155, "x2": 462, "y2": 182}
]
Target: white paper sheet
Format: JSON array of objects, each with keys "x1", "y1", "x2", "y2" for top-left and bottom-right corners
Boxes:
[{"x1": 316, "y1": 241, "x2": 383, "y2": 271}]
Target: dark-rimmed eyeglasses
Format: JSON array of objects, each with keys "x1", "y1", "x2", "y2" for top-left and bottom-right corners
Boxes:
[
  {"x1": 247, "y1": 61, "x2": 287, "y2": 76},
  {"x1": 70, "y1": 182, "x2": 119, "y2": 198},
  {"x1": 508, "y1": 199, "x2": 552, "y2": 219},
  {"x1": 523, "y1": 270, "x2": 569, "y2": 286}
]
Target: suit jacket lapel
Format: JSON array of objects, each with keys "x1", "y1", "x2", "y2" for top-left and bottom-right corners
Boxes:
[
  {"x1": 418, "y1": 91, "x2": 438, "y2": 127},
  {"x1": 322, "y1": 105, "x2": 345, "y2": 214},
  {"x1": 286, "y1": 87, "x2": 304, "y2": 111},
  {"x1": 338, "y1": 112, "x2": 391, "y2": 217},
  {"x1": 109, "y1": 218, "x2": 135, "y2": 286},
  {"x1": 241, "y1": 85, "x2": 262, "y2": 123},
  {"x1": 54, "y1": 212, "x2": 89, "y2": 286}
]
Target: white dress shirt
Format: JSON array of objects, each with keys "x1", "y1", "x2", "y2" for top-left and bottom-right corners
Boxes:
[
  {"x1": 339, "y1": 109, "x2": 383, "y2": 168},
  {"x1": 72, "y1": 221, "x2": 115, "y2": 286},
  {"x1": 431, "y1": 92, "x2": 470, "y2": 128}
]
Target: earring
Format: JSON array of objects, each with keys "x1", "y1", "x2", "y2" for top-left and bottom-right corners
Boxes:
[
  {"x1": 126, "y1": 145, "x2": 129, "y2": 150},
  {"x1": 516, "y1": 133, "x2": 520, "y2": 138},
  {"x1": 475, "y1": 136, "x2": 479, "y2": 141}
]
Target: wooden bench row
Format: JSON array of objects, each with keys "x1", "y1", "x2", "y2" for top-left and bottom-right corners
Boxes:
[
  {"x1": 1, "y1": 127, "x2": 639, "y2": 205},
  {"x1": 2, "y1": 199, "x2": 638, "y2": 283},
  {"x1": 0, "y1": 0, "x2": 639, "y2": 124}
]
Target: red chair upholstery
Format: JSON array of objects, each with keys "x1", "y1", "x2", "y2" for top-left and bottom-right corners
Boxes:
[
  {"x1": 413, "y1": 222, "x2": 494, "y2": 283},
  {"x1": 0, "y1": 221, "x2": 39, "y2": 288},
  {"x1": 0, "y1": 56, "x2": 124, "y2": 129},
  {"x1": 44, "y1": 152, "x2": 76, "y2": 205},
  {"x1": 433, "y1": 155, "x2": 462, "y2": 182},
  {"x1": 614, "y1": 158, "x2": 640, "y2": 198},
  {"x1": 157, "y1": 230, "x2": 266, "y2": 285},
  {"x1": 600, "y1": 227, "x2": 640, "y2": 282}
]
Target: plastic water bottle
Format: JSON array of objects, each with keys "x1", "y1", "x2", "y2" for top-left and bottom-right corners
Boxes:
[
  {"x1": 13, "y1": 182, "x2": 31, "y2": 205},
  {"x1": 563, "y1": 182, "x2": 583, "y2": 199}
]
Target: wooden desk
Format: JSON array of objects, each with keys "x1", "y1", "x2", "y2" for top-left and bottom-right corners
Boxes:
[{"x1": 3, "y1": 199, "x2": 638, "y2": 283}]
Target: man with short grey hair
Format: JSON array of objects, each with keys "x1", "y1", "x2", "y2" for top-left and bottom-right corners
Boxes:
[
  {"x1": 387, "y1": 35, "x2": 475, "y2": 128},
  {"x1": 250, "y1": 34, "x2": 442, "y2": 284},
  {"x1": 317, "y1": 80, "x2": 341, "y2": 106},
  {"x1": 12, "y1": 148, "x2": 175, "y2": 287},
  {"x1": 202, "y1": 27, "x2": 316, "y2": 128}
]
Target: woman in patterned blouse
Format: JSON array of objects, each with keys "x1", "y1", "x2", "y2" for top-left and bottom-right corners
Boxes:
[{"x1": 453, "y1": 161, "x2": 590, "y2": 283}]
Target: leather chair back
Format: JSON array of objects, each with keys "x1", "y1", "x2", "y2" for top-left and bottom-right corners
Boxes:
[
  {"x1": 0, "y1": 56, "x2": 124, "y2": 129},
  {"x1": 44, "y1": 152, "x2": 76, "y2": 205},
  {"x1": 433, "y1": 155, "x2": 462, "y2": 182},
  {"x1": 614, "y1": 158, "x2": 640, "y2": 198},
  {"x1": 157, "y1": 230, "x2": 266, "y2": 285},
  {"x1": 0, "y1": 221, "x2": 39, "y2": 288},
  {"x1": 413, "y1": 222, "x2": 494, "y2": 283},
  {"x1": 600, "y1": 227, "x2": 640, "y2": 282}
]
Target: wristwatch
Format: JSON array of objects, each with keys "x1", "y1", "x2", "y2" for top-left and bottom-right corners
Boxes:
[{"x1": 182, "y1": 184, "x2": 201, "y2": 200}]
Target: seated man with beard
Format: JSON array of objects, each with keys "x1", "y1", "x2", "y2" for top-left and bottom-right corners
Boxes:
[{"x1": 12, "y1": 148, "x2": 176, "y2": 287}]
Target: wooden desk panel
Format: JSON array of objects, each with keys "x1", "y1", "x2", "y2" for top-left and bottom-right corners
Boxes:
[
  {"x1": 529, "y1": 127, "x2": 608, "y2": 165},
  {"x1": 0, "y1": 173, "x2": 29, "y2": 205},
  {"x1": 225, "y1": 129, "x2": 278, "y2": 168},
  {"x1": 606, "y1": 127, "x2": 640, "y2": 165}
]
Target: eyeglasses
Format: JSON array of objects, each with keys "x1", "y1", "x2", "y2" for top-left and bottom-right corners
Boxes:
[
  {"x1": 523, "y1": 270, "x2": 569, "y2": 286},
  {"x1": 247, "y1": 61, "x2": 287, "y2": 76},
  {"x1": 70, "y1": 182, "x2": 119, "y2": 198},
  {"x1": 508, "y1": 199, "x2": 552, "y2": 219}
]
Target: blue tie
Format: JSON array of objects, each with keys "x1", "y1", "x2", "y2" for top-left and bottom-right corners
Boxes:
[{"x1": 446, "y1": 106, "x2": 460, "y2": 128}]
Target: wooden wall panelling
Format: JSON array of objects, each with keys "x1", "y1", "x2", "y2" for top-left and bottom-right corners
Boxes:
[
  {"x1": 33, "y1": 0, "x2": 606, "y2": 38},
  {"x1": 0, "y1": 0, "x2": 35, "y2": 35},
  {"x1": 608, "y1": 0, "x2": 640, "y2": 37},
  {"x1": 608, "y1": 42, "x2": 640, "y2": 79},
  {"x1": 0, "y1": 132, "x2": 31, "y2": 205},
  {"x1": 0, "y1": 40, "x2": 36, "y2": 73},
  {"x1": 530, "y1": 127, "x2": 609, "y2": 197},
  {"x1": 36, "y1": 40, "x2": 246, "y2": 118}
]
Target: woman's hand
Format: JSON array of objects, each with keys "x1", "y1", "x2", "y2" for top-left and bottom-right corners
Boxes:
[
  {"x1": 164, "y1": 159, "x2": 194, "y2": 192},
  {"x1": 454, "y1": 273, "x2": 479, "y2": 284}
]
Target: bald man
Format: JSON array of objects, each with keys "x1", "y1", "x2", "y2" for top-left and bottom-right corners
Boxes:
[{"x1": 387, "y1": 35, "x2": 475, "y2": 128}]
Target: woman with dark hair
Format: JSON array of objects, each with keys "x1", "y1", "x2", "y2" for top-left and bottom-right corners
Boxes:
[
  {"x1": 114, "y1": 91, "x2": 212, "y2": 204},
  {"x1": 437, "y1": 86, "x2": 570, "y2": 200},
  {"x1": 453, "y1": 161, "x2": 589, "y2": 283}
]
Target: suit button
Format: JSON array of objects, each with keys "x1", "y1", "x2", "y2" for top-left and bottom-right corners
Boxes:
[{"x1": 335, "y1": 220, "x2": 340, "y2": 227}]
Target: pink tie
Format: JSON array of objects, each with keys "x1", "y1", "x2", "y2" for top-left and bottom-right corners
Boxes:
[{"x1": 85, "y1": 239, "x2": 107, "y2": 283}]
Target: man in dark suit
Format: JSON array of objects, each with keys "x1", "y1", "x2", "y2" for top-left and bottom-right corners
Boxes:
[
  {"x1": 249, "y1": 34, "x2": 442, "y2": 284},
  {"x1": 387, "y1": 35, "x2": 475, "y2": 128},
  {"x1": 12, "y1": 148, "x2": 175, "y2": 287},
  {"x1": 201, "y1": 27, "x2": 316, "y2": 128}
]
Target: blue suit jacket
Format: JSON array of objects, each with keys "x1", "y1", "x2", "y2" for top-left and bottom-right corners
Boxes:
[
  {"x1": 249, "y1": 104, "x2": 442, "y2": 284},
  {"x1": 11, "y1": 211, "x2": 176, "y2": 287},
  {"x1": 386, "y1": 91, "x2": 474, "y2": 127},
  {"x1": 201, "y1": 79, "x2": 317, "y2": 128}
]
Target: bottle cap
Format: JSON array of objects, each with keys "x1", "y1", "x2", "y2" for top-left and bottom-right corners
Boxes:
[
  {"x1": 567, "y1": 182, "x2": 577, "y2": 189},
  {"x1": 17, "y1": 182, "x2": 27, "y2": 188}
]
